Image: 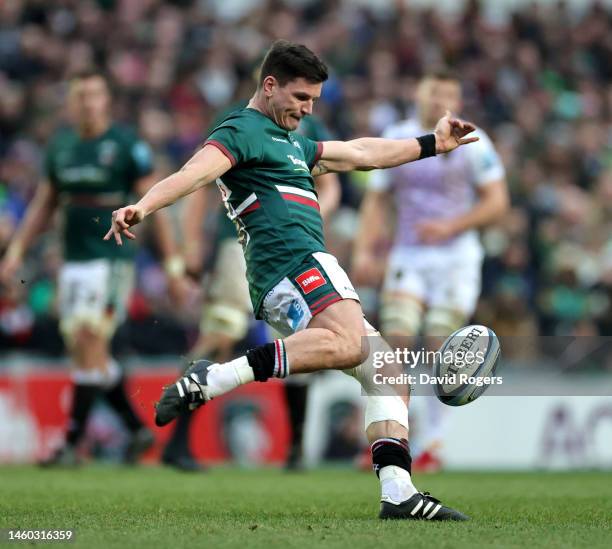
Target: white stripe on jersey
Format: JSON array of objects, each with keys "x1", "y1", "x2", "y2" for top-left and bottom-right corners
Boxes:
[
  {"x1": 275, "y1": 185, "x2": 318, "y2": 202},
  {"x1": 233, "y1": 192, "x2": 258, "y2": 216}
]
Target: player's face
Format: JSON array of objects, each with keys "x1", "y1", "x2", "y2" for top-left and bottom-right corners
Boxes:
[
  {"x1": 416, "y1": 78, "x2": 462, "y2": 128},
  {"x1": 68, "y1": 76, "x2": 111, "y2": 126},
  {"x1": 267, "y1": 77, "x2": 322, "y2": 131}
]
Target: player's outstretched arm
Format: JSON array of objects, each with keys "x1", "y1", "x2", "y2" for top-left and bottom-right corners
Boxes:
[
  {"x1": 311, "y1": 111, "x2": 478, "y2": 176},
  {"x1": 104, "y1": 145, "x2": 231, "y2": 245}
]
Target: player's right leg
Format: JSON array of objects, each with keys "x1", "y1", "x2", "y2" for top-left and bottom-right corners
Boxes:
[{"x1": 154, "y1": 252, "x2": 370, "y2": 425}]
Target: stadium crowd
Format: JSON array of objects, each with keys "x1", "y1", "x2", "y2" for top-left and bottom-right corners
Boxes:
[{"x1": 1, "y1": 0, "x2": 611, "y2": 355}]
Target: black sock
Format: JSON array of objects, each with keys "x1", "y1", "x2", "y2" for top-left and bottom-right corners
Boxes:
[
  {"x1": 285, "y1": 383, "x2": 308, "y2": 456},
  {"x1": 103, "y1": 377, "x2": 144, "y2": 433},
  {"x1": 371, "y1": 438, "x2": 412, "y2": 477},
  {"x1": 163, "y1": 411, "x2": 193, "y2": 458},
  {"x1": 247, "y1": 340, "x2": 289, "y2": 381},
  {"x1": 66, "y1": 384, "x2": 100, "y2": 446}
]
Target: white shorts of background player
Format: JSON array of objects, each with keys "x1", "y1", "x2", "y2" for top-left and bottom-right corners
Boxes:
[
  {"x1": 58, "y1": 259, "x2": 134, "y2": 343},
  {"x1": 381, "y1": 232, "x2": 484, "y2": 336}
]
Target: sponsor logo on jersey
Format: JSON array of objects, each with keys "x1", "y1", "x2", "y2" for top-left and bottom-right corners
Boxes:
[
  {"x1": 287, "y1": 154, "x2": 309, "y2": 172},
  {"x1": 295, "y1": 268, "x2": 326, "y2": 294},
  {"x1": 272, "y1": 137, "x2": 290, "y2": 144},
  {"x1": 291, "y1": 140, "x2": 302, "y2": 150},
  {"x1": 58, "y1": 166, "x2": 107, "y2": 184}
]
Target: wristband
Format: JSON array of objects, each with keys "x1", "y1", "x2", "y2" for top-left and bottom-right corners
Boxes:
[
  {"x1": 164, "y1": 255, "x2": 185, "y2": 278},
  {"x1": 416, "y1": 134, "x2": 437, "y2": 159}
]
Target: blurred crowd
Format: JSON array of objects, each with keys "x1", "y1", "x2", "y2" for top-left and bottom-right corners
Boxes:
[{"x1": 1, "y1": 0, "x2": 611, "y2": 356}]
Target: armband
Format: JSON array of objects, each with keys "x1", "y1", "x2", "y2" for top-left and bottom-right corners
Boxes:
[{"x1": 416, "y1": 134, "x2": 437, "y2": 159}]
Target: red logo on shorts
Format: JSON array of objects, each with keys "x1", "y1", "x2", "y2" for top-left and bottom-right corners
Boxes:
[{"x1": 295, "y1": 268, "x2": 326, "y2": 294}]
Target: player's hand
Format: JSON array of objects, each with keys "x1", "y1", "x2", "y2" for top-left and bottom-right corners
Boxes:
[
  {"x1": 103, "y1": 205, "x2": 145, "y2": 245},
  {"x1": 434, "y1": 111, "x2": 479, "y2": 154},
  {"x1": 415, "y1": 218, "x2": 458, "y2": 244}
]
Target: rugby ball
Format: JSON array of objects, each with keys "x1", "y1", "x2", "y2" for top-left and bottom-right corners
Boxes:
[{"x1": 433, "y1": 324, "x2": 501, "y2": 406}]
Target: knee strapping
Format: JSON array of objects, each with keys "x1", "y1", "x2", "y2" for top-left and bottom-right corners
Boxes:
[
  {"x1": 365, "y1": 395, "x2": 409, "y2": 430},
  {"x1": 380, "y1": 294, "x2": 423, "y2": 336},
  {"x1": 345, "y1": 328, "x2": 409, "y2": 431},
  {"x1": 201, "y1": 303, "x2": 249, "y2": 341},
  {"x1": 423, "y1": 308, "x2": 466, "y2": 336}
]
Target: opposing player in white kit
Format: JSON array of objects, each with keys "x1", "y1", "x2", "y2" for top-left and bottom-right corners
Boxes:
[{"x1": 354, "y1": 69, "x2": 508, "y2": 469}]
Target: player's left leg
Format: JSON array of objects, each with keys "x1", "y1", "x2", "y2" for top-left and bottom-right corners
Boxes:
[{"x1": 338, "y1": 320, "x2": 467, "y2": 520}]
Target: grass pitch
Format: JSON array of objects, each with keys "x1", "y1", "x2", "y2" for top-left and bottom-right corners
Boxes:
[{"x1": 1, "y1": 467, "x2": 611, "y2": 548}]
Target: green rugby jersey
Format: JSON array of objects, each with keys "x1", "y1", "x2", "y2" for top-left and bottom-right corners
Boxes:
[
  {"x1": 45, "y1": 124, "x2": 153, "y2": 261},
  {"x1": 210, "y1": 104, "x2": 331, "y2": 246},
  {"x1": 206, "y1": 108, "x2": 326, "y2": 316}
]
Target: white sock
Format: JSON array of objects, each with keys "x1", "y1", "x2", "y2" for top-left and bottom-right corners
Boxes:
[
  {"x1": 72, "y1": 368, "x2": 106, "y2": 385},
  {"x1": 205, "y1": 356, "x2": 254, "y2": 399},
  {"x1": 104, "y1": 359, "x2": 122, "y2": 388},
  {"x1": 379, "y1": 465, "x2": 418, "y2": 505}
]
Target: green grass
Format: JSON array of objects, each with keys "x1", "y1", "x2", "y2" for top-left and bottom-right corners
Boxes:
[{"x1": 1, "y1": 467, "x2": 611, "y2": 548}]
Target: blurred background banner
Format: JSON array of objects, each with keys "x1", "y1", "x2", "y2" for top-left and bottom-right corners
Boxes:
[
  {"x1": 0, "y1": 0, "x2": 611, "y2": 469},
  {"x1": 0, "y1": 361, "x2": 290, "y2": 465},
  {"x1": 2, "y1": 362, "x2": 611, "y2": 470}
]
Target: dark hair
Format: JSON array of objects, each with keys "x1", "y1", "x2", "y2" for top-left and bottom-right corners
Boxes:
[
  {"x1": 68, "y1": 68, "x2": 115, "y2": 99},
  {"x1": 258, "y1": 40, "x2": 328, "y2": 87}
]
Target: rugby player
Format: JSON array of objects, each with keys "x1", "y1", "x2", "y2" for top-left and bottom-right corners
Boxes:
[
  {"x1": 163, "y1": 111, "x2": 339, "y2": 471},
  {"x1": 354, "y1": 69, "x2": 508, "y2": 470},
  {"x1": 0, "y1": 70, "x2": 186, "y2": 465},
  {"x1": 105, "y1": 41, "x2": 478, "y2": 520}
]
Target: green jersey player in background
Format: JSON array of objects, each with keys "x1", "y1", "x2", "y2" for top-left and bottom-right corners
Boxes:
[
  {"x1": 106, "y1": 41, "x2": 478, "y2": 521},
  {"x1": 0, "y1": 70, "x2": 186, "y2": 466}
]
